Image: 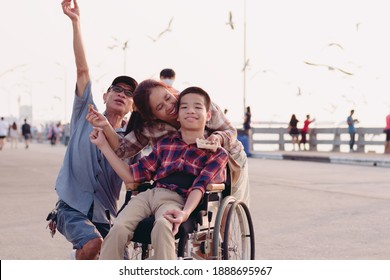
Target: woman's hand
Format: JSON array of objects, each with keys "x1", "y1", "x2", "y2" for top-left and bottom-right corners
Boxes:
[
  {"x1": 206, "y1": 134, "x2": 222, "y2": 147},
  {"x1": 86, "y1": 106, "x2": 109, "y2": 128}
]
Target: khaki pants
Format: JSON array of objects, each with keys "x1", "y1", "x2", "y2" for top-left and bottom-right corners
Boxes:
[
  {"x1": 231, "y1": 149, "x2": 250, "y2": 207},
  {"x1": 99, "y1": 188, "x2": 184, "y2": 260}
]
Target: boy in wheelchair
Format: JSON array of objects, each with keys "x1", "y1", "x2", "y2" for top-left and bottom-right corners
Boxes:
[{"x1": 90, "y1": 87, "x2": 228, "y2": 259}]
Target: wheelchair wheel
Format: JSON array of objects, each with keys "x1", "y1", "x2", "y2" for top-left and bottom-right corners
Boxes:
[
  {"x1": 126, "y1": 242, "x2": 143, "y2": 260},
  {"x1": 223, "y1": 200, "x2": 255, "y2": 260},
  {"x1": 212, "y1": 195, "x2": 236, "y2": 259}
]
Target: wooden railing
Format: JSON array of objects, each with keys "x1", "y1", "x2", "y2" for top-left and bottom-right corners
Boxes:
[{"x1": 241, "y1": 127, "x2": 386, "y2": 153}]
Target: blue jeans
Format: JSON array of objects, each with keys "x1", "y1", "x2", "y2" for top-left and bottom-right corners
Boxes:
[
  {"x1": 349, "y1": 132, "x2": 356, "y2": 150},
  {"x1": 56, "y1": 200, "x2": 109, "y2": 250}
]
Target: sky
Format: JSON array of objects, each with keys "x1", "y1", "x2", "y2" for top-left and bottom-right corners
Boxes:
[{"x1": 1, "y1": 0, "x2": 390, "y2": 128}]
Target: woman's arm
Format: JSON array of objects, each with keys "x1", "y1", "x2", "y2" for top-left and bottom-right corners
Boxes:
[{"x1": 206, "y1": 102, "x2": 237, "y2": 148}]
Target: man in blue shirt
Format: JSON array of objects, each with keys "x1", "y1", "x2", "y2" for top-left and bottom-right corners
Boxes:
[{"x1": 53, "y1": 0, "x2": 138, "y2": 260}]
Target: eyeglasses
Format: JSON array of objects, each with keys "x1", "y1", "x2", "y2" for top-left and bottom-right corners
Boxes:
[{"x1": 109, "y1": 85, "x2": 134, "y2": 97}]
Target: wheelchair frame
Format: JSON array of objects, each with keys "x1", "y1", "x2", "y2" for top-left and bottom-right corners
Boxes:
[{"x1": 124, "y1": 180, "x2": 255, "y2": 260}]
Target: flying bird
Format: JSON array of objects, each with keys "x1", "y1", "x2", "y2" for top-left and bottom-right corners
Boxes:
[
  {"x1": 356, "y1": 22, "x2": 361, "y2": 32},
  {"x1": 297, "y1": 87, "x2": 302, "y2": 96},
  {"x1": 0, "y1": 64, "x2": 27, "y2": 78},
  {"x1": 328, "y1": 43, "x2": 344, "y2": 50},
  {"x1": 323, "y1": 103, "x2": 338, "y2": 114},
  {"x1": 226, "y1": 11, "x2": 234, "y2": 30},
  {"x1": 241, "y1": 59, "x2": 250, "y2": 72},
  {"x1": 108, "y1": 37, "x2": 129, "y2": 50},
  {"x1": 304, "y1": 61, "x2": 353, "y2": 75},
  {"x1": 148, "y1": 17, "x2": 174, "y2": 42}
]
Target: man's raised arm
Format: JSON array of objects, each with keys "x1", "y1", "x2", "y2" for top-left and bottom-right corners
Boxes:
[{"x1": 61, "y1": 0, "x2": 89, "y2": 97}]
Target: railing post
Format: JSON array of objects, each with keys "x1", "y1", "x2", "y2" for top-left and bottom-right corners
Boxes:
[
  {"x1": 279, "y1": 128, "x2": 285, "y2": 151},
  {"x1": 309, "y1": 128, "x2": 317, "y2": 151},
  {"x1": 332, "y1": 128, "x2": 341, "y2": 152},
  {"x1": 356, "y1": 128, "x2": 365, "y2": 153}
]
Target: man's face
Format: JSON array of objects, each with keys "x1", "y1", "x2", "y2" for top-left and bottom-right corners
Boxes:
[
  {"x1": 103, "y1": 82, "x2": 134, "y2": 116},
  {"x1": 177, "y1": 93, "x2": 211, "y2": 131}
]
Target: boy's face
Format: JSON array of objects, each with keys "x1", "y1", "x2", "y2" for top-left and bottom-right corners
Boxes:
[{"x1": 178, "y1": 93, "x2": 211, "y2": 131}]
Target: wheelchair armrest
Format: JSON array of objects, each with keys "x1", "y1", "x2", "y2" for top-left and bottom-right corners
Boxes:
[
  {"x1": 125, "y1": 182, "x2": 141, "y2": 191},
  {"x1": 125, "y1": 182, "x2": 153, "y2": 192},
  {"x1": 206, "y1": 183, "x2": 225, "y2": 192}
]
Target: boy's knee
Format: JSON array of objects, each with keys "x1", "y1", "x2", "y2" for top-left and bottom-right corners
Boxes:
[{"x1": 153, "y1": 218, "x2": 173, "y2": 236}]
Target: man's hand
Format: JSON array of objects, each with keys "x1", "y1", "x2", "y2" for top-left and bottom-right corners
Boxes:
[
  {"x1": 86, "y1": 106, "x2": 110, "y2": 128},
  {"x1": 163, "y1": 209, "x2": 189, "y2": 236},
  {"x1": 61, "y1": 0, "x2": 80, "y2": 21}
]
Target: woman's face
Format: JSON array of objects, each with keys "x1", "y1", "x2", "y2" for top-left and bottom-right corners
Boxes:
[{"x1": 149, "y1": 86, "x2": 178, "y2": 122}]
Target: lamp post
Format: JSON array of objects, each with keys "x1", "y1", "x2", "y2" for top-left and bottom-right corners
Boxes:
[{"x1": 243, "y1": 0, "x2": 248, "y2": 115}]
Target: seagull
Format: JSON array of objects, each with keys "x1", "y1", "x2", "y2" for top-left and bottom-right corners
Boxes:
[
  {"x1": 242, "y1": 59, "x2": 250, "y2": 72},
  {"x1": 322, "y1": 103, "x2": 338, "y2": 114},
  {"x1": 148, "y1": 17, "x2": 174, "y2": 42},
  {"x1": 0, "y1": 64, "x2": 27, "y2": 78},
  {"x1": 226, "y1": 11, "x2": 234, "y2": 30},
  {"x1": 297, "y1": 87, "x2": 302, "y2": 96},
  {"x1": 304, "y1": 61, "x2": 353, "y2": 75},
  {"x1": 341, "y1": 94, "x2": 356, "y2": 106},
  {"x1": 356, "y1": 22, "x2": 361, "y2": 32},
  {"x1": 108, "y1": 37, "x2": 129, "y2": 50},
  {"x1": 328, "y1": 43, "x2": 344, "y2": 50}
]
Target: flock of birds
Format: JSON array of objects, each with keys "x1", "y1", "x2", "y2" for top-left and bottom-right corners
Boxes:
[{"x1": 105, "y1": 10, "x2": 362, "y2": 114}]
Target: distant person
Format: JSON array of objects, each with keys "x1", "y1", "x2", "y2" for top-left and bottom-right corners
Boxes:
[
  {"x1": 243, "y1": 106, "x2": 252, "y2": 135},
  {"x1": 384, "y1": 113, "x2": 390, "y2": 154},
  {"x1": 299, "y1": 115, "x2": 315, "y2": 151},
  {"x1": 63, "y1": 122, "x2": 70, "y2": 146},
  {"x1": 50, "y1": 0, "x2": 139, "y2": 260},
  {"x1": 160, "y1": 68, "x2": 179, "y2": 93},
  {"x1": 0, "y1": 117, "x2": 9, "y2": 151},
  {"x1": 21, "y1": 118, "x2": 32, "y2": 149},
  {"x1": 48, "y1": 123, "x2": 58, "y2": 146},
  {"x1": 347, "y1": 109, "x2": 359, "y2": 152},
  {"x1": 9, "y1": 122, "x2": 19, "y2": 149},
  {"x1": 288, "y1": 114, "x2": 300, "y2": 151}
]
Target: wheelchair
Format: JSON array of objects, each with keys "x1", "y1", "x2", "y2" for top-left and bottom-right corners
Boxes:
[{"x1": 116, "y1": 169, "x2": 255, "y2": 260}]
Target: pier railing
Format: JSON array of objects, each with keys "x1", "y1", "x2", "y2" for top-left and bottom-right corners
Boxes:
[{"x1": 245, "y1": 127, "x2": 386, "y2": 153}]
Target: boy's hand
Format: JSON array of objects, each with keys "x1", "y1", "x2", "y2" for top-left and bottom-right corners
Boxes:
[
  {"x1": 89, "y1": 127, "x2": 108, "y2": 148},
  {"x1": 163, "y1": 209, "x2": 188, "y2": 236},
  {"x1": 86, "y1": 106, "x2": 109, "y2": 128}
]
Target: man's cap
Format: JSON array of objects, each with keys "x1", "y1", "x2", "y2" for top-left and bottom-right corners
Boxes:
[{"x1": 111, "y1": 76, "x2": 138, "y2": 91}]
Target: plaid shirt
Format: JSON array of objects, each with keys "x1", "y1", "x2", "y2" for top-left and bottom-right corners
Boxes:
[
  {"x1": 116, "y1": 101, "x2": 242, "y2": 159},
  {"x1": 129, "y1": 133, "x2": 229, "y2": 198}
]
